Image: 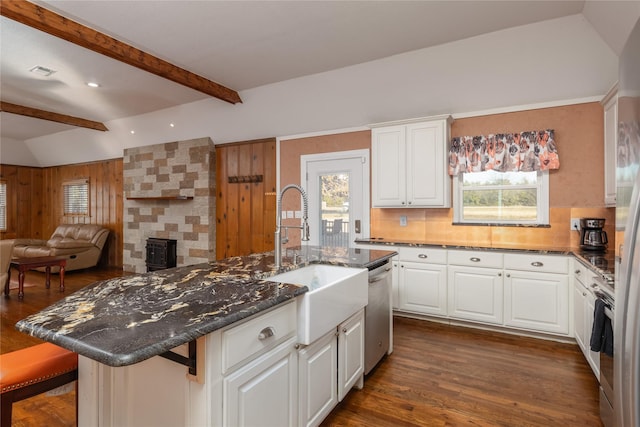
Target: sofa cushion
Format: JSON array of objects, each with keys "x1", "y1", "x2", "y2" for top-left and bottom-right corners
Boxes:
[{"x1": 47, "y1": 239, "x2": 94, "y2": 249}]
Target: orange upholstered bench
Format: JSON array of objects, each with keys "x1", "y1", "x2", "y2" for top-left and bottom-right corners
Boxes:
[{"x1": 0, "y1": 343, "x2": 78, "y2": 427}]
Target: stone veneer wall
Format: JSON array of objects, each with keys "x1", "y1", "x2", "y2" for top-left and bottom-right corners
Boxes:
[{"x1": 123, "y1": 137, "x2": 215, "y2": 273}]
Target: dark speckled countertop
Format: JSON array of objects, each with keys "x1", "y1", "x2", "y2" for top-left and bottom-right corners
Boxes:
[{"x1": 15, "y1": 246, "x2": 396, "y2": 367}]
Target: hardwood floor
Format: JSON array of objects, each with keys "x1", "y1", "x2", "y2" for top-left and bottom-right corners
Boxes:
[{"x1": 2, "y1": 269, "x2": 602, "y2": 427}]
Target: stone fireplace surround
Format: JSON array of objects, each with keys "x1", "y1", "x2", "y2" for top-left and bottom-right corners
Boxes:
[{"x1": 123, "y1": 137, "x2": 216, "y2": 273}]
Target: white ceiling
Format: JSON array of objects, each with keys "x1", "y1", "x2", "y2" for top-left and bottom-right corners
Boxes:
[{"x1": 0, "y1": 0, "x2": 638, "y2": 165}]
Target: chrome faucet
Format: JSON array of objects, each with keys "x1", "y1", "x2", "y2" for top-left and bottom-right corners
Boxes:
[{"x1": 275, "y1": 184, "x2": 310, "y2": 269}]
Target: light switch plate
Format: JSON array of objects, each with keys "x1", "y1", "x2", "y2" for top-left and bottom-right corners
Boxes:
[{"x1": 400, "y1": 215, "x2": 407, "y2": 227}]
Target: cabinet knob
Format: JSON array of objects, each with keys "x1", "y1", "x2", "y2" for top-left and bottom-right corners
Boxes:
[
  {"x1": 408, "y1": 201, "x2": 412, "y2": 205},
  {"x1": 470, "y1": 257, "x2": 481, "y2": 262},
  {"x1": 498, "y1": 273, "x2": 502, "y2": 277},
  {"x1": 342, "y1": 328, "x2": 348, "y2": 333},
  {"x1": 531, "y1": 261, "x2": 544, "y2": 267},
  {"x1": 258, "y1": 326, "x2": 276, "y2": 340},
  {"x1": 506, "y1": 274, "x2": 511, "y2": 278},
  {"x1": 402, "y1": 201, "x2": 406, "y2": 205},
  {"x1": 583, "y1": 292, "x2": 587, "y2": 297},
  {"x1": 418, "y1": 254, "x2": 428, "y2": 259},
  {"x1": 575, "y1": 270, "x2": 581, "y2": 274}
]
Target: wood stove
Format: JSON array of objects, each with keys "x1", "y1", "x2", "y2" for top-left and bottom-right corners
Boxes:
[{"x1": 146, "y1": 238, "x2": 177, "y2": 272}]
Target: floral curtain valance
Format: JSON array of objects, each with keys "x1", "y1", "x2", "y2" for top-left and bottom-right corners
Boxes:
[{"x1": 448, "y1": 130, "x2": 559, "y2": 175}]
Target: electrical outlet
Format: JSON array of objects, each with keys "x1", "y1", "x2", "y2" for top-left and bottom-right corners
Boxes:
[
  {"x1": 400, "y1": 215, "x2": 407, "y2": 227},
  {"x1": 570, "y1": 218, "x2": 580, "y2": 231}
]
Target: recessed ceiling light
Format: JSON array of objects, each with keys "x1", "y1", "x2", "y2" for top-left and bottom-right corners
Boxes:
[
  {"x1": 29, "y1": 65, "x2": 56, "y2": 77},
  {"x1": 170, "y1": 123, "x2": 175, "y2": 127},
  {"x1": 130, "y1": 130, "x2": 135, "y2": 134},
  {"x1": 86, "y1": 82, "x2": 100, "y2": 88}
]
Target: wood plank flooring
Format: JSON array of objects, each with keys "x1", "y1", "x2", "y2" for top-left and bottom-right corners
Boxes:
[{"x1": 2, "y1": 268, "x2": 602, "y2": 427}]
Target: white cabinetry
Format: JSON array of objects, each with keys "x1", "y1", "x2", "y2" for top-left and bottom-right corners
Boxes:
[
  {"x1": 298, "y1": 309, "x2": 364, "y2": 427},
  {"x1": 447, "y1": 250, "x2": 504, "y2": 325},
  {"x1": 398, "y1": 247, "x2": 447, "y2": 317},
  {"x1": 371, "y1": 116, "x2": 451, "y2": 208},
  {"x1": 80, "y1": 301, "x2": 298, "y2": 427},
  {"x1": 602, "y1": 84, "x2": 618, "y2": 207},
  {"x1": 573, "y1": 260, "x2": 600, "y2": 377},
  {"x1": 224, "y1": 337, "x2": 298, "y2": 427},
  {"x1": 298, "y1": 331, "x2": 338, "y2": 427},
  {"x1": 503, "y1": 253, "x2": 570, "y2": 335},
  {"x1": 337, "y1": 309, "x2": 365, "y2": 401}
]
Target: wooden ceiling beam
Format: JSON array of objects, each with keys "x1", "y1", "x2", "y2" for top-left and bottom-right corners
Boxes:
[
  {"x1": 0, "y1": 0, "x2": 242, "y2": 105},
  {"x1": 0, "y1": 101, "x2": 109, "y2": 131}
]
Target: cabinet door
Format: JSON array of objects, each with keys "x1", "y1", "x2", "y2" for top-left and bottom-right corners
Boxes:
[
  {"x1": 504, "y1": 270, "x2": 569, "y2": 335},
  {"x1": 603, "y1": 91, "x2": 617, "y2": 207},
  {"x1": 372, "y1": 126, "x2": 406, "y2": 207},
  {"x1": 585, "y1": 291, "x2": 601, "y2": 378},
  {"x1": 399, "y1": 261, "x2": 447, "y2": 316},
  {"x1": 448, "y1": 266, "x2": 503, "y2": 325},
  {"x1": 574, "y1": 282, "x2": 588, "y2": 351},
  {"x1": 337, "y1": 310, "x2": 364, "y2": 401},
  {"x1": 406, "y1": 121, "x2": 450, "y2": 207},
  {"x1": 224, "y1": 337, "x2": 298, "y2": 427},
  {"x1": 391, "y1": 257, "x2": 400, "y2": 309},
  {"x1": 298, "y1": 331, "x2": 338, "y2": 427}
]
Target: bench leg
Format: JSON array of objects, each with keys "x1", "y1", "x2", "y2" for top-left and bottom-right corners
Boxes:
[
  {"x1": 18, "y1": 268, "x2": 25, "y2": 299},
  {"x1": 59, "y1": 263, "x2": 65, "y2": 292},
  {"x1": 1, "y1": 392, "x2": 14, "y2": 427}
]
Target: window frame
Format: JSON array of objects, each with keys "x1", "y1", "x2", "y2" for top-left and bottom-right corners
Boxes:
[
  {"x1": 452, "y1": 170, "x2": 549, "y2": 226},
  {"x1": 63, "y1": 179, "x2": 90, "y2": 217}
]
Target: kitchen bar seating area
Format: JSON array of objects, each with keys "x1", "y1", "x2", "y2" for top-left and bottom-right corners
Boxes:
[{"x1": 1, "y1": 267, "x2": 601, "y2": 426}]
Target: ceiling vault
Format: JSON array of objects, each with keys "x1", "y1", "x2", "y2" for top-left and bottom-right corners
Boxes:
[
  {"x1": 0, "y1": 0, "x2": 242, "y2": 105},
  {"x1": 0, "y1": 101, "x2": 109, "y2": 131}
]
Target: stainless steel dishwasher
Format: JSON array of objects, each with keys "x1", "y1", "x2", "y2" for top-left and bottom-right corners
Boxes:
[{"x1": 364, "y1": 258, "x2": 392, "y2": 374}]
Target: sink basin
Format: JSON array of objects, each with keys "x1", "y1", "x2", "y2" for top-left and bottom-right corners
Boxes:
[{"x1": 269, "y1": 264, "x2": 368, "y2": 344}]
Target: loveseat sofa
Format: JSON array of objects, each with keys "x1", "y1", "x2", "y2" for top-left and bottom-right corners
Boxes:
[{"x1": 12, "y1": 224, "x2": 109, "y2": 272}]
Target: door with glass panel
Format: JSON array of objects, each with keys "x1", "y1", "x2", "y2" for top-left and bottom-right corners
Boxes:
[{"x1": 302, "y1": 150, "x2": 369, "y2": 247}]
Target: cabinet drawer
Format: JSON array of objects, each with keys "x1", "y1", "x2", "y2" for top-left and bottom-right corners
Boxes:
[
  {"x1": 573, "y1": 259, "x2": 597, "y2": 287},
  {"x1": 504, "y1": 253, "x2": 568, "y2": 274},
  {"x1": 221, "y1": 301, "x2": 296, "y2": 373},
  {"x1": 448, "y1": 250, "x2": 503, "y2": 268},
  {"x1": 399, "y1": 247, "x2": 446, "y2": 264}
]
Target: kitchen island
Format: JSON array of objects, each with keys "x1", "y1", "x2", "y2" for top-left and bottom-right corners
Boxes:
[{"x1": 16, "y1": 246, "x2": 396, "y2": 427}]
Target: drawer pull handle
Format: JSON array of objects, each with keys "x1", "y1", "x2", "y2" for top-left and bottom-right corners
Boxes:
[
  {"x1": 575, "y1": 270, "x2": 581, "y2": 274},
  {"x1": 470, "y1": 257, "x2": 481, "y2": 262},
  {"x1": 258, "y1": 326, "x2": 276, "y2": 340},
  {"x1": 418, "y1": 254, "x2": 428, "y2": 259},
  {"x1": 531, "y1": 261, "x2": 544, "y2": 267}
]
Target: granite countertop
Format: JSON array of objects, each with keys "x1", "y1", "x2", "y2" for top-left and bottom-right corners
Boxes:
[
  {"x1": 355, "y1": 238, "x2": 616, "y2": 279},
  {"x1": 16, "y1": 246, "x2": 397, "y2": 367}
]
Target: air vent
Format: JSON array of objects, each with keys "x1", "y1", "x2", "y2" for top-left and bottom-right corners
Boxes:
[{"x1": 29, "y1": 65, "x2": 56, "y2": 77}]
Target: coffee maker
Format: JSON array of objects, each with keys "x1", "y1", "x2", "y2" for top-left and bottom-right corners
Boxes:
[{"x1": 579, "y1": 218, "x2": 608, "y2": 251}]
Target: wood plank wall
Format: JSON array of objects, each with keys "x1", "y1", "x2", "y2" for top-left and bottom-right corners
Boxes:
[
  {"x1": 0, "y1": 159, "x2": 124, "y2": 268},
  {"x1": 216, "y1": 138, "x2": 276, "y2": 258}
]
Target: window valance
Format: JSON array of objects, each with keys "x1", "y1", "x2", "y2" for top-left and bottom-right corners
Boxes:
[{"x1": 448, "y1": 130, "x2": 559, "y2": 175}]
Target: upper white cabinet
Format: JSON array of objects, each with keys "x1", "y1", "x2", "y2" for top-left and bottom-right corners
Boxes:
[
  {"x1": 371, "y1": 116, "x2": 451, "y2": 208},
  {"x1": 602, "y1": 84, "x2": 618, "y2": 207}
]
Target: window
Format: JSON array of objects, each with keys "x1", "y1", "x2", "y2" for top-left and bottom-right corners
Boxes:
[
  {"x1": 0, "y1": 181, "x2": 6, "y2": 230},
  {"x1": 63, "y1": 179, "x2": 89, "y2": 216},
  {"x1": 453, "y1": 170, "x2": 549, "y2": 225}
]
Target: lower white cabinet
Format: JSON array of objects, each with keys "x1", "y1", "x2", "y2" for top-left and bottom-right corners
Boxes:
[
  {"x1": 337, "y1": 309, "x2": 365, "y2": 401},
  {"x1": 573, "y1": 261, "x2": 600, "y2": 377},
  {"x1": 504, "y1": 270, "x2": 569, "y2": 334},
  {"x1": 224, "y1": 336, "x2": 298, "y2": 427},
  {"x1": 447, "y1": 265, "x2": 504, "y2": 325},
  {"x1": 399, "y1": 261, "x2": 447, "y2": 316},
  {"x1": 298, "y1": 309, "x2": 365, "y2": 427}
]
